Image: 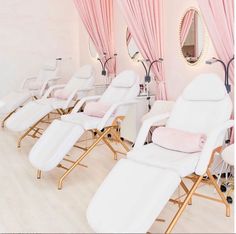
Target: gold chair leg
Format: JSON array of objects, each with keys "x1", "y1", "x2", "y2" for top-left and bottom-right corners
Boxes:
[
  {"x1": 206, "y1": 169, "x2": 230, "y2": 217},
  {"x1": 1, "y1": 110, "x2": 15, "y2": 128},
  {"x1": 37, "y1": 170, "x2": 42, "y2": 179},
  {"x1": 97, "y1": 130, "x2": 118, "y2": 160},
  {"x1": 17, "y1": 118, "x2": 44, "y2": 148},
  {"x1": 180, "y1": 181, "x2": 192, "y2": 205},
  {"x1": 165, "y1": 176, "x2": 203, "y2": 234},
  {"x1": 110, "y1": 128, "x2": 130, "y2": 152},
  {"x1": 57, "y1": 127, "x2": 111, "y2": 190}
]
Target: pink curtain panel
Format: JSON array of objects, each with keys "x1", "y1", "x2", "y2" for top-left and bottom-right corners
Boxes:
[
  {"x1": 180, "y1": 9, "x2": 195, "y2": 47},
  {"x1": 74, "y1": 0, "x2": 116, "y2": 76},
  {"x1": 198, "y1": 0, "x2": 234, "y2": 143},
  {"x1": 118, "y1": 0, "x2": 167, "y2": 100},
  {"x1": 198, "y1": 0, "x2": 234, "y2": 86}
]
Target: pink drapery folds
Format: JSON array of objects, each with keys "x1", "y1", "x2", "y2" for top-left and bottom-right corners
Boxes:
[
  {"x1": 198, "y1": 0, "x2": 234, "y2": 86},
  {"x1": 118, "y1": 0, "x2": 167, "y2": 100},
  {"x1": 74, "y1": 0, "x2": 116, "y2": 76},
  {"x1": 198, "y1": 0, "x2": 234, "y2": 143},
  {"x1": 180, "y1": 10, "x2": 195, "y2": 47}
]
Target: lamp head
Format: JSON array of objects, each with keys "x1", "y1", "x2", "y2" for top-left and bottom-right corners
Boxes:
[
  {"x1": 145, "y1": 75, "x2": 151, "y2": 83},
  {"x1": 205, "y1": 57, "x2": 218, "y2": 64}
]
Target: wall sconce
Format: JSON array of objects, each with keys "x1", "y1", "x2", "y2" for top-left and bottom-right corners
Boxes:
[
  {"x1": 97, "y1": 52, "x2": 117, "y2": 76},
  {"x1": 206, "y1": 56, "x2": 234, "y2": 93},
  {"x1": 138, "y1": 58, "x2": 164, "y2": 83}
]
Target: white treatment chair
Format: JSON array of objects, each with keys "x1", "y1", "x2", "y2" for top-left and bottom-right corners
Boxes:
[
  {"x1": 0, "y1": 60, "x2": 60, "y2": 127},
  {"x1": 29, "y1": 70, "x2": 140, "y2": 189},
  {"x1": 86, "y1": 73, "x2": 233, "y2": 233},
  {"x1": 6, "y1": 65, "x2": 95, "y2": 147}
]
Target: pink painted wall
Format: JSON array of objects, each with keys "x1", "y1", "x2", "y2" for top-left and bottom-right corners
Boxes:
[{"x1": 77, "y1": 0, "x2": 224, "y2": 100}]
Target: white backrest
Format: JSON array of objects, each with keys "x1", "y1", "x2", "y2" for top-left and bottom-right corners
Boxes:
[
  {"x1": 99, "y1": 70, "x2": 140, "y2": 116},
  {"x1": 63, "y1": 65, "x2": 95, "y2": 94},
  {"x1": 166, "y1": 73, "x2": 232, "y2": 135},
  {"x1": 37, "y1": 60, "x2": 59, "y2": 82}
]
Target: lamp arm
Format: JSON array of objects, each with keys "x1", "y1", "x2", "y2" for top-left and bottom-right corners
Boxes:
[
  {"x1": 104, "y1": 57, "x2": 113, "y2": 68},
  {"x1": 148, "y1": 60, "x2": 159, "y2": 75},
  {"x1": 97, "y1": 58, "x2": 105, "y2": 70},
  {"x1": 139, "y1": 60, "x2": 148, "y2": 75},
  {"x1": 226, "y1": 56, "x2": 234, "y2": 86},
  {"x1": 213, "y1": 58, "x2": 227, "y2": 86}
]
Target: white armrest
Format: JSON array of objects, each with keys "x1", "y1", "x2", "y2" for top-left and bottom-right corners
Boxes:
[
  {"x1": 21, "y1": 76, "x2": 37, "y2": 89},
  {"x1": 97, "y1": 100, "x2": 138, "y2": 131},
  {"x1": 71, "y1": 95, "x2": 102, "y2": 113},
  {"x1": 133, "y1": 113, "x2": 170, "y2": 149},
  {"x1": 42, "y1": 84, "x2": 66, "y2": 99},
  {"x1": 195, "y1": 120, "x2": 234, "y2": 176},
  {"x1": 48, "y1": 76, "x2": 61, "y2": 81}
]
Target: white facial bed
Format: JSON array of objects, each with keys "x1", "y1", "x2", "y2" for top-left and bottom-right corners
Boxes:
[
  {"x1": 5, "y1": 65, "x2": 95, "y2": 147},
  {"x1": 28, "y1": 70, "x2": 140, "y2": 189},
  {"x1": 86, "y1": 74, "x2": 233, "y2": 233},
  {"x1": 0, "y1": 62, "x2": 60, "y2": 127}
]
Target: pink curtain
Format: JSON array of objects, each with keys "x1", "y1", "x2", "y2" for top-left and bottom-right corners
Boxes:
[
  {"x1": 198, "y1": 0, "x2": 234, "y2": 85},
  {"x1": 74, "y1": 0, "x2": 116, "y2": 76},
  {"x1": 180, "y1": 10, "x2": 195, "y2": 47},
  {"x1": 118, "y1": 0, "x2": 166, "y2": 100},
  {"x1": 198, "y1": 0, "x2": 234, "y2": 143}
]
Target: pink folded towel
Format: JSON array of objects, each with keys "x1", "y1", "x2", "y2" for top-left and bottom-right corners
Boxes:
[
  {"x1": 152, "y1": 127, "x2": 207, "y2": 153},
  {"x1": 84, "y1": 101, "x2": 111, "y2": 118}
]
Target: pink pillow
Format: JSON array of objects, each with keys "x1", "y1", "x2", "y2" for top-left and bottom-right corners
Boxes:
[
  {"x1": 84, "y1": 101, "x2": 111, "y2": 118},
  {"x1": 54, "y1": 89, "x2": 70, "y2": 100},
  {"x1": 152, "y1": 127, "x2": 207, "y2": 153}
]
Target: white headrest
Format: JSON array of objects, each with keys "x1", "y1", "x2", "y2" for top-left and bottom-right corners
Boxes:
[
  {"x1": 43, "y1": 60, "x2": 57, "y2": 71},
  {"x1": 73, "y1": 65, "x2": 94, "y2": 79},
  {"x1": 111, "y1": 70, "x2": 137, "y2": 88},
  {"x1": 183, "y1": 73, "x2": 226, "y2": 101}
]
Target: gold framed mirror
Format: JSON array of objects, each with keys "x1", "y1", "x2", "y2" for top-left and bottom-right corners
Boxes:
[
  {"x1": 180, "y1": 9, "x2": 205, "y2": 65},
  {"x1": 126, "y1": 28, "x2": 143, "y2": 60}
]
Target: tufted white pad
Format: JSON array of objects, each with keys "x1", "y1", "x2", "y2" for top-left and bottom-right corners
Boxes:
[
  {"x1": 0, "y1": 91, "x2": 31, "y2": 115},
  {"x1": 29, "y1": 119, "x2": 84, "y2": 171},
  {"x1": 87, "y1": 159, "x2": 180, "y2": 233}
]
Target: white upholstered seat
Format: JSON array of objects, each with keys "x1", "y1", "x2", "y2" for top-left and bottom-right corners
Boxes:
[{"x1": 128, "y1": 143, "x2": 200, "y2": 177}]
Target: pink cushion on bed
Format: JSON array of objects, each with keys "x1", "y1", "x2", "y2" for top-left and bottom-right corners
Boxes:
[
  {"x1": 54, "y1": 90, "x2": 70, "y2": 100},
  {"x1": 152, "y1": 127, "x2": 207, "y2": 153},
  {"x1": 84, "y1": 101, "x2": 111, "y2": 118}
]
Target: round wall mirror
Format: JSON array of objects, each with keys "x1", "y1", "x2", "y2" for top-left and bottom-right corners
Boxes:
[
  {"x1": 180, "y1": 9, "x2": 204, "y2": 64},
  {"x1": 126, "y1": 28, "x2": 143, "y2": 60}
]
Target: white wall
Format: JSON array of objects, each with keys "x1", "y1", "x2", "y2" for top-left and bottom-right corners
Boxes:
[{"x1": 0, "y1": 0, "x2": 79, "y2": 96}]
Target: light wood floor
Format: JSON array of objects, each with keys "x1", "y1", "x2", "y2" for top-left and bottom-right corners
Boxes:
[{"x1": 0, "y1": 127, "x2": 234, "y2": 233}]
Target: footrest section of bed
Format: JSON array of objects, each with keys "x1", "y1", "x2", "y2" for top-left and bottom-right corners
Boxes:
[
  {"x1": 0, "y1": 91, "x2": 31, "y2": 115},
  {"x1": 29, "y1": 119, "x2": 84, "y2": 171},
  {"x1": 87, "y1": 159, "x2": 180, "y2": 233},
  {"x1": 5, "y1": 101, "x2": 53, "y2": 132}
]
